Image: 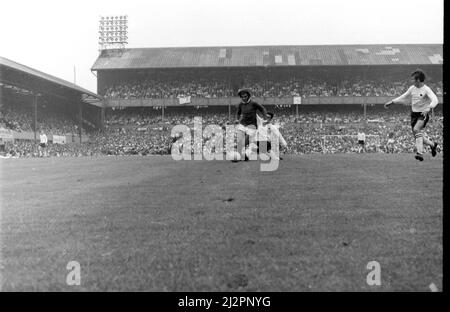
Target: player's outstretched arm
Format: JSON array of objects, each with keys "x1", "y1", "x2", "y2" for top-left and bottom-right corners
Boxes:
[
  {"x1": 385, "y1": 86, "x2": 413, "y2": 108},
  {"x1": 384, "y1": 100, "x2": 394, "y2": 108}
]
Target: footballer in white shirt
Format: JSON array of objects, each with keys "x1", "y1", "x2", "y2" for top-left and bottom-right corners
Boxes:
[
  {"x1": 256, "y1": 112, "x2": 287, "y2": 160},
  {"x1": 386, "y1": 132, "x2": 395, "y2": 153},
  {"x1": 357, "y1": 131, "x2": 366, "y2": 153},
  {"x1": 384, "y1": 70, "x2": 439, "y2": 161},
  {"x1": 39, "y1": 131, "x2": 48, "y2": 157}
]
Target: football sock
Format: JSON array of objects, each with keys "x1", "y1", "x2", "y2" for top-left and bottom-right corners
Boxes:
[
  {"x1": 269, "y1": 150, "x2": 279, "y2": 160},
  {"x1": 423, "y1": 135, "x2": 434, "y2": 147},
  {"x1": 415, "y1": 132, "x2": 424, "y2": 154}
]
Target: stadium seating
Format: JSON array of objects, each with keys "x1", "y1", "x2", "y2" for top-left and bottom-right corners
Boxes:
[
  {"x1": 1, "y1": 80, "x2": 443, "y2": 158},
  {"x1": 103, "y1": 78, "x2": 443, "y2": 99},
  {"x1": 0, "y1": 107, "x2": 84, "y2": 135},
  {"x1": 5, "y1": 105, "x2": 443, "y2": 157}
]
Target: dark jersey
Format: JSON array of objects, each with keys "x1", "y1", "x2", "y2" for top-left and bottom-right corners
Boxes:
[{"x1": 236, "y1": 100, "x2": 267, "y2": 127}]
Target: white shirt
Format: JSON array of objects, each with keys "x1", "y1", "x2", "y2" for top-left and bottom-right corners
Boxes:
[
  {"x1": 393, "y1": 85, "x2": 439, "y2": 113},
  {"x1": 256, "y1": 115, "x2": 287, "y2": 147},
  {"x1": 257, "y1": 115, "x2": 269, "y2": 140},
  {"x1": 357, "y1": 132, "x2": 365, "y2": 141},
  {"x1": 40, "y1": 134, "x2": 48, "y2": 144}
]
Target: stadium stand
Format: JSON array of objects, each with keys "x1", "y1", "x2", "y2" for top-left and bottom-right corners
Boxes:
[
  {"x1": 0, "y1": 45, "x2": 443, "y2": 157},
  {"x1": 102, "y1": 77, "x2": 443, "y2": 99},
  {"x1": 2, "y1": 105, "x2": 443, "y2": 157},
  {"x1": 0, "y1": 56, "x2": 103, "y2": 157},
  {"x1": 92, "y1": 44, "x2": 443, "y2": 69}
]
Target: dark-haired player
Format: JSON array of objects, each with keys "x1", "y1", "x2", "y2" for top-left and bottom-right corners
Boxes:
[
  {"x1": 384, "y1": 70, "x2": 439, "y2": 161},
  {"x1": 235, "y1": 88, "x2": 270, "y2": 160}
]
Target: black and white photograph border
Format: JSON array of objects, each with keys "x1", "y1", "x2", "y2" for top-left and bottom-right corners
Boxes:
[{"x1": 0, "y1": 0, "x2": 444, "y2": 297}]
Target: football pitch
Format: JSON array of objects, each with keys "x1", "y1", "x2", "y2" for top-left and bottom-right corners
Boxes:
[{"x1": 0, "y1": 154, "x2": 443, "y2": 291}]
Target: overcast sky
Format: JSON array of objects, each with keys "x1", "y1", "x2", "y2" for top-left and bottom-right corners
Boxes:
[{"x1": 0, "y1": 0, "x2": 443, "y2": 93}]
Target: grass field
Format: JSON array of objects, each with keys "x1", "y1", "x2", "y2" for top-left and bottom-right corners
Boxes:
[{"x1": 0, "y1": 154, "x2": 443, "y2": 291}]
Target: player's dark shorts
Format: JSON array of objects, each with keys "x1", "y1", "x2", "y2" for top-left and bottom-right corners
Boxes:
[
  {"x1": 358, "y1": 140, "x2": 365, "y2": 145},
  {"x1": 39, "y1": 143, "x2": 47, "y2": 148},
  {"x1": 257, "y1": 141, "x2": 271, "y2": 153},
  {"x1": 411, "y1": 111, "x2": 429, "y2": 129}
]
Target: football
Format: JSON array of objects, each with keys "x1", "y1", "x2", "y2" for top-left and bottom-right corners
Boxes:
[{"x1": 229, "y1": 151, "x2": 241, "y2": 162}]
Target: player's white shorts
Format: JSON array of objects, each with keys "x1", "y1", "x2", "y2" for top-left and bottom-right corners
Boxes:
[{"x1": 237, "y1": 124, "x2": 257, "y2": 136}]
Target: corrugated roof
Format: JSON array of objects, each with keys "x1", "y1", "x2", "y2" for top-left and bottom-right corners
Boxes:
[
  {"x1": 92, "y1": 44, "x2": 443, "y2": 70},
  {"x1": 0, "y1": 56, "x2": 101, "y2": 99}
]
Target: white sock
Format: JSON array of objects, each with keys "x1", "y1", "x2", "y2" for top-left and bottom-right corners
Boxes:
[
  {"x1": 415, "y1": 132, "x2": 424, "y2": 154},
  {"x1": 269, "y1": 150, "x2": 279, "y2": 160}
]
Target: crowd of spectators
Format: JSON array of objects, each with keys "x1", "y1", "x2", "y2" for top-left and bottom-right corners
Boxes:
[
  {"x1": 0, "y1": 107, "x2": 83, "y2": 135},
  {"x1": 280, "y1": 115, "x2": 443, "y2": 154},
  {"x1": 2, "y1": 140, "x2": 102, "y2": 158},
  {"x1": 103, "y1": 78, "x2": 443, "y2": 99},
  {"x1": 105, "y1": 78, "x2": 233, "y2": 99},
  {"x1": 2, "y1": 106, "x2": 443, "y2": 158},
  {"x1": 0, "y1": 107, "x2": 34, "y2": 132},
  {"x1": 88, "y1": 128, "x2": 172, "y2": 156}
]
